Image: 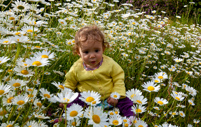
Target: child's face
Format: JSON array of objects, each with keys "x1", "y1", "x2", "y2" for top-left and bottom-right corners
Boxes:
[{"x1": 77, "y1": 41, "x2": 105, "y2": 69}]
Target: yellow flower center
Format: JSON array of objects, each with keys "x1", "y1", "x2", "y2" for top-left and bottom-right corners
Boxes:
[
  {"x1": 44, "y1": 94, "x2": 50, "y2": 98},
  {"x1": 17, "y1": 5, "x2": 25, "y2": 10},
  {"x1": 0, "y1": 90, "x2": 5, "y2": 95},
  {"x1": 0, "y1": 110, "x2": 7, "y2": 116},
  {"x1": 13, "y1": 83, "x2": 21, "y2": 87},
  {"x1": 7, "y1": 97, "x2": 14, "y2": 103},
  {"x1": 41, "y1": 55, "x2": 48, "y2": 58},
  {"x1": 70, "y1": 111, "x2": 78, "y2": 117},
  {"x1": 27, "y1": 29, "x2": 33, "y2": 32},
  {"x1": 136, "y1": 100, "x2": 142, "y2": 104},
  {"x1": 32, "y1": 61, "x2": 42, "y2": 66},
  {"x1": 136, "y1": 109, "x2": 142, "y2": 113},
  {"x1": 21, "y1": 70, "x2": 29, "y2": 75},
  {"x1": 125, "y1": 123, "x2": 129, "y2": 127},
  {"x1": 9, "y1": 17, "x2": 15, "y2": 20},
  {"x1": 147, "y1": 86, "x2": 155, "y2": 91},
  {"x1": 172, "y1": 112, "x2": 176, "y2": 115},
  {"x1": 37, "y1": 102, "x2": 42, "y2": 107},
  {"x1": 133, "y1": 120, "x2": 137, "y2": 123},
  {"x1": 110, "y1": 112, "x2": 114, "y2": 115},
  {"x1": 86, "y1": 96, "x2": 94, "y2": 102},
  {"x1": 112, "y1": 120, "x2": 119, "y2": 125},
  {"x1": 28, "y1": 89, "x2": 32, "y2": 91},
  {"x1": 6, "y1": 125, "x2": 12, "y2": 127},
  {"x1": 154, "y1": 80, "x2": 159, "y2": 83},
  {"x1": 3, "y1": 41, "x2": 9, "y2": 43},
  {"x1": 157, "y1": 101, "x2": 163, "y2": 105},
  {"x1": 71, "y1": 122, "x2": 76, "y2": 126},
  {"x1": 138, "y1": 125, "x2": 143, "y2": 127},
  {"x1": 92, "y1": 101, "x2": 96, "y2": 104},
  {"x1": 130, "y1": 94, "x2": 136, "y2": 98},
  {"x1": 58, "y1": 85, "x2": 64, "y2": 89},
  {"x1": 17, "y1": 100, "x2": 25, "y2": 105},
  {"x1": 115, "y1": 111, "x2": 118, "y2": 114},
  {"x1": 158, "y1": 76, "x2": 163, "y2": 79},
  {"x1": 92, "y1": 115, "x2": 100, "y2": 124},
  {"x1": 15, "y1": 32, "x2": 21, "y2": 35},
  {"x1": 35, "y1": 46, "x2": 41, "y2": 48},
  {"x1": 180, "y1": 113, "x2": 183, "y2": 116},
  {"x1": 175, "y1": 97, "x2": 180, "y2": 101},
  {"x1": 113, "y1": 95, "x2": 117, "y2": 98},
  {"x1": 123, "y1": 119, "x2": 127, "y2": 122},
  {"x1": 28, "y1": 94, "x2": 34, "y2": 97}
]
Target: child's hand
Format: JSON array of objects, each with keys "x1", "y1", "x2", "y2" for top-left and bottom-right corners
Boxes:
[{"x1": 107, "y1": 96, "x2": 118, "y2": 107}]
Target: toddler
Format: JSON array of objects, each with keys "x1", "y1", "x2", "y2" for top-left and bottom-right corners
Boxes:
[{"x1": 64, "y1": 25, "x2": 134, "y2": 117}]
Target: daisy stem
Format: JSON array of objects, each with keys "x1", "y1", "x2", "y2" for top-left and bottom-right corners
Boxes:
[
  {"x1": 64, "y1": 103, "x2": 68, "y2": 127},
  {"x1": 13, "y1": 106, "x2": 24, "y2": 124},
  {"x1": 13, "y1": 43, "x2": 21, "y2": 63},
  {"x1": 7, "y1": 105, "x2": 17, "y2": 122}
]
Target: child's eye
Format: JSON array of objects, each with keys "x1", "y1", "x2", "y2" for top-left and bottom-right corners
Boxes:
[
  {"x1": 95, "y1": 50, "x2": 99, "y2": 52},
  {"x1": 84, "y1": 51, "x2": 88, "y2": 54}
]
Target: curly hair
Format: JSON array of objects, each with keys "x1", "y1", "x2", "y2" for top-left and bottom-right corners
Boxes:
[{"x1": 73, "y1": 25, "x2": 109, "y2": 54}]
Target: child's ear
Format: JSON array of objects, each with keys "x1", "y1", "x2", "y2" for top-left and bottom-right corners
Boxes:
[
  {"x1": 76, "y1": 50, "x2": 81, "y2": 56},
  {"x1": 103, "y1": 46, "x2": 106, "y2": 52}
]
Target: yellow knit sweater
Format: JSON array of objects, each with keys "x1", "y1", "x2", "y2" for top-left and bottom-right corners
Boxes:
[{"x1": 64, "y1": 55, "x2": 126, "y2": 100}]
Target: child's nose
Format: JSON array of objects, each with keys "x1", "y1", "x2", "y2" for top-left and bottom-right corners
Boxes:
[{"x1": 90, "y1": 53, "x2": 95, "y2": 58}]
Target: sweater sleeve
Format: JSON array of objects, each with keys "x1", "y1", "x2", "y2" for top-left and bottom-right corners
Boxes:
[
  {"x1": 111, "y1": 60, "x2": 126, "y2": 97},
  {"x1": 64, "y1": 65, "x2": 78, "y2": 91}
]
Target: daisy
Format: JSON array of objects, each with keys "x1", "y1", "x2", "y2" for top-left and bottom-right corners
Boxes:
[
  {"x1": 0, "y1": 84, "x2": 11, "y2": 97},
  {"x1": 0, "y1": 56, "x2": 10, "y2": 64},
  {"x1": 87, "y1": 106, "x2": 109, "y2": 127},
  {"x1": 65, "y1": 103, "x2": 83, "y2": 120},
  {"x1": 33, "y1": 98, "x2": 43, "y2": 108},
  {"x1": 21, "y1": 26, "x2": 39, "y2": 33},
  {"x1": 134, "y1": 119, "x2": 147, "y2": 127},
  {"x1": 52, "y1": 81, "x2": 65, "y2": 90},
  {"x1": 11, "y1": 35, "x2": 29, "y2": 44},
  {"x1": 0, "y1": 121, "x2": 17, "y2": 127},
  {"x1": 13, "y1": 66, "x2": 34, "y2": 77},
  {"x1": 2, "y1": 92, "x2": 15, "y2": 106},
  {"x1": 132, "y1": 95, "x2": 147, "y2": 105},
  {"x1": 12, "y1": 94, "x2": 29, "y2": 107},
  {"x1": 52, "y1": 88, "x2": 78, "y2": 104},
  {"x1": 131, "y1": 105, "x2": 146, "y2": 114},
  {"x1": 12, "y1": 0, "x2": 30, "y2": 12},
  {"x1": 8, "y1": 78, "x2": 28, "y2": 89},
  {"x1": 179, "y1": 111, "x2": 185, "y2": 117},
  {"x1": 154, "y1": 97, "x2": 168, "y2": 106},
  {"x1": 0, "y1": 107, "x2": 10, "y2": 119},
  {"x1": 67, "y1": 118, "x2": 81, "y2": 127},
  {"x1": 171, "y1": 92, "x2": 185, "y2": 101},
  {"x1": 25, "y1": 121, "x2": 38, "y2": 127},
  {"x1": 79, "y1": 91, "x2": 101, "y2": 106},
  {"x1": 39, "y1": 88, "x2": 54, "y2": 100},
  {"x1": 126, "y1": 88, "x2": 142, "y2": 101},
  {"x1": 193, "y1": 119, "x2": 200, "y2": 124},
  {"x1": 25, "y1": 57, "x2": 49, "y2": 67},
  {"x1": 34, "y1": 50, "x2": 55, "y2": 60},
  {"x1": 110, "y1": 92, "x2": 120, "y2": 100},
  {"x1": 154, "y1": 72, "x2": 168, "y2": 81},
  {"x1": 142, "y1": 81, "x2": 160, "y2": 92},
  {"x1": 188, "y1": 99, "x2": 195, "y2": 106},
  {"x1": 34, "y1": 113, "x2": 50, "y2": 119},
  {"x1": 185, "y1": 86, "x2": 197, "y2": 96},
  {"x1": 176, "y1": 104, "x2": 186, "y2": 108},
  {"x1": 109, "y1": 114, "x2": 122, "y2": 126},
  {"x1": 174, "y1": 57, "x2": 183, "y2": 63},
  {"x1": 169, "y1": 111, "x2": 178, "y2": 117}
]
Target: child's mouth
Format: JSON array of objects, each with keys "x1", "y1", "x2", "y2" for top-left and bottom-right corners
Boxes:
[{"x1": 91, "y1": 61, "x2": 96, "y2": 64}]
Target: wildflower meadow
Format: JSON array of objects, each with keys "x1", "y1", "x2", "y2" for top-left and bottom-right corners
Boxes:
[{"x1": 0, "y1": 0, "x2": 201, "y2": 127}]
